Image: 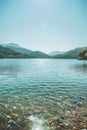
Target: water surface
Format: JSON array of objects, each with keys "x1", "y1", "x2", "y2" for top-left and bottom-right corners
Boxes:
[{"x1": 0, "y1": 59, "x2": 87, "y2": 130}]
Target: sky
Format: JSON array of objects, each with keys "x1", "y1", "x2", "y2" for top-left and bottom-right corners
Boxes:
[{"x1": 0, "y1": 0, "x2": 87, "y2": 52}]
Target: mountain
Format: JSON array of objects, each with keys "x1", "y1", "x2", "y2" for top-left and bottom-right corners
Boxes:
[
  {"x1": 1, "y1": 43, "x2": 50, "y2": 58},
  {"x1": 2, "y1": 43, "x2": 21, "y2": 48},
  {"x1": 2, "y1": 43, "x2": 87, "y2": 59},
  {"x1": 28, "y1": 51, "x2": 51, "y2": 58},
  {"x1": 1, "y1": 43, "x2": 32, "y2": 55},
  {"x1": 53, "y1": 47, "x2": 87, "y2": 59},
  {"x1": 48, "y1": 51, "x2": 64, "y2": 56},
  {"x1": 0, "y1": 45, "x2": 30, "y2": 58}
]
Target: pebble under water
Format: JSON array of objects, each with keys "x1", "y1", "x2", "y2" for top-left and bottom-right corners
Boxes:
[{"x1": 0, "y1": 59, "x2": 87, "y2": 130}]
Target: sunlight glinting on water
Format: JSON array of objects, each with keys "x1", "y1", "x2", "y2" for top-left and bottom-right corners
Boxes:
[
  {"x1": 0, "y1": 59, "x2": 87, "y2": 130},
  {"x1": 29, "y1": 115, "x2": 47, "y2": 130}
]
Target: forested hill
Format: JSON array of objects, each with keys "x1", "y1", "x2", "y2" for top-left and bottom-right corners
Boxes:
[
  {"x1": 53, "y1": 47, "x2": 87, "y2": 59},
  {"x1": 0, "y1": 45, "x2": 30, "y2": 58},
  {"x1": 1, "y1": 43, "x2": 50, "y2": 58}
]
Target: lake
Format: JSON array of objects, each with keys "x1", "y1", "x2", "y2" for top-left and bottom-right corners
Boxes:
[{"x1": 0, "y1": 59, "x2": 87, "y2": 130}]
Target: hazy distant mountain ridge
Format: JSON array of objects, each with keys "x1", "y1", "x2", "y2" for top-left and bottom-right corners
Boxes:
[
  {"x1": 2, "y1": 43, "x2": 21, "y2": 48},
  {"x1": 48, "y1": 51, "x2": 64, "y2": 56}
]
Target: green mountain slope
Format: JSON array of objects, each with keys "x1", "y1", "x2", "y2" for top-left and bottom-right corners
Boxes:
[
  {"x1": 29, "y1": 51, "x2": 51, "y2": 58},
  {"x1": 1, "y1": 43, "x2": 50, "y2": 58},
  {"x1": 2, "y1": 43, "x2": 32, "y2": 55},
  {"x1": 53, "y1": 47, "x2": 87, "y2": 59},
  {"x1": 0, "y1": 45, "x2": 30, "y2": 58}
]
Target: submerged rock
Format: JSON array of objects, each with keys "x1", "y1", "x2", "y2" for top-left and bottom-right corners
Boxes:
[{"x1": 77, "y1": 101, "x2": 83, "y2": 106}]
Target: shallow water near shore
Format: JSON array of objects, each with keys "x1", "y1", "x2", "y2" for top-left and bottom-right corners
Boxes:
[{"x1": 0, "y1": 59, "x2": 87, "y2": 130}]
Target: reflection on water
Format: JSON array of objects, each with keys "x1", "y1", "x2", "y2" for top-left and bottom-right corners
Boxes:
[
  {"x1": 0, "y1": 59, "x2": 87, "y2": 130},
  {"x1": 71, "y1": 61, "x2": 87, "y2": 73},
  {"x1": 0, "y1": 59, "x2": 21, "y2": 75}
]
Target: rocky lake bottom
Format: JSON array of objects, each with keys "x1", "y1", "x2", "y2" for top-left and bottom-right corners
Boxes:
[{"x1": 0, "y1": 59, "x2": 87, "y2": 130}]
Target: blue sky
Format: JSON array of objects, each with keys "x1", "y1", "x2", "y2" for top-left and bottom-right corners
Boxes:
[{"x1": 0, "y1": 0, "x2": 87, "y2": 52}]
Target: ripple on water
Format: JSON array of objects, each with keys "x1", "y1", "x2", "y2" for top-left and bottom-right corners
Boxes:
[{"x1": 0, "y1": 59, "x2": 87, "y2": 130}]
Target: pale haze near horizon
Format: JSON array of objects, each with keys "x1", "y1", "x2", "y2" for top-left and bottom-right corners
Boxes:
[{"x1": 0, "y1": 0, "x2": 87, "y2": 53}]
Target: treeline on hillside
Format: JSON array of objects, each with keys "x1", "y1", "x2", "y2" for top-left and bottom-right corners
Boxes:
[
  {"x1": 78, "y1": 50, "x2": 87, "y2": 60},
  {"x1": 0, "y1": 45, "x2": 29, "y2": 58},
  {"x1": 0, "y1": 44, "x2": 50, "y2": 58}
]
